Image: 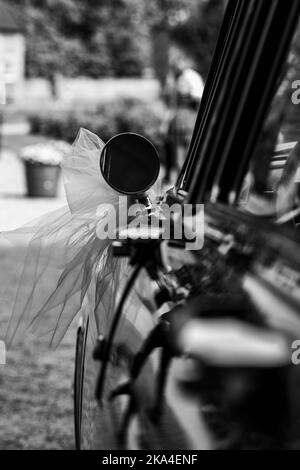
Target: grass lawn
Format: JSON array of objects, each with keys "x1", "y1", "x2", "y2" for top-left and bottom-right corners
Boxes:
[
  {"x1": 0, "y1": 134, "x2": 76, "y2": 449},
  {"x1": 0, "y1": 226, "x2": 77, "y2": 449},
  {"x1": 0, "y1": 304, "x2": 76, "y2": 450}
]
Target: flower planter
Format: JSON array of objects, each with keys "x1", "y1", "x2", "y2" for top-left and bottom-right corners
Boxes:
[{"x1": 25, "y1": 161, "x2": 61, "y2": 198}]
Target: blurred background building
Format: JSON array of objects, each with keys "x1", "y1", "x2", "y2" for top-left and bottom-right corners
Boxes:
[{"x1": 0, "y1": 0, "x2": 25, "y2": 103}]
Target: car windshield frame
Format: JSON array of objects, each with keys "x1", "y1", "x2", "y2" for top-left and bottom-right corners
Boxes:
[{"x1": 177, "y1": 0, "x2": 300, "y2": 206}]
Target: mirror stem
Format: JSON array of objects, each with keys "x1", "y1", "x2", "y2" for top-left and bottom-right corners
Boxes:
[{"x1": 135, "y1": 195, "x2": 152, "y2": 210}]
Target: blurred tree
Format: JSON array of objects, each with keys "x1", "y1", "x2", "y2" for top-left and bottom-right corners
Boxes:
[
  {"x1": 145, "y1": 0, "x2": 195, "y2": 84},
  {"x1": 145, "y1": 0, "x2": 224, "y2": 84},
  {"x1": 9, "y1": 0, "x2": 150, "y2": 95},
  {"x1": 103, "y1": 0, "x2": 150, "y2": 77},
  {"x1": 145, "y1": 0, "x2": 193, "y2": 28},
  {"x1": 8, "y1": 0, "x2": 225, "y2": 93},
  {"x1": 171, "y1": 0, "x2": 225, "y2": 79}
]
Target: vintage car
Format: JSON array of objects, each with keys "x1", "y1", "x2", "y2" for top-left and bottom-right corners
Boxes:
[{"x1": 74, "y1": 0, "x2": 300, "y2": 450}]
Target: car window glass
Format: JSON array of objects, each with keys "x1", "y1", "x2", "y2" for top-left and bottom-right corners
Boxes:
[{"x1": 240, "y1": 21, "x2": 300, "y2": 225}]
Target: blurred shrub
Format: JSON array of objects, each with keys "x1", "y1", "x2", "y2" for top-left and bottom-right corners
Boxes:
[{"x1": 28, "y1": 98, "x2": 165, "y2": 150}]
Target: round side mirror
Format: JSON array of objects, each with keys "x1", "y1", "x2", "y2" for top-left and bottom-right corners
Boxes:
[{"x1": 100, "y1": 133, "x2": 160, "y2": 195}]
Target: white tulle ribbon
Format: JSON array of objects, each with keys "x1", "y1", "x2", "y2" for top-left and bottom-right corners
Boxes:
[{"x1": 0, "y1": 128, "x2": 129, "y2": 348}]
